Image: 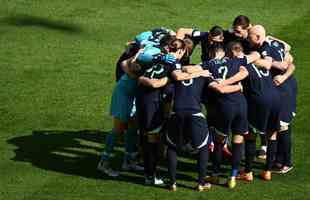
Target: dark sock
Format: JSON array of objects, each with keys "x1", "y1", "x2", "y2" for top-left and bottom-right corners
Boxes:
[
  {"x1": 143, "y1": 137, "x2": 154, "y2": 178},
  {"x1": 266, "y1": 140, "x2": 277, "y2": 170},
  {"x1": 287, "y1": 126, "x2": 292, "y2": 166},
  {"x1": 231, "y1": 143, "x2": 242, "y2": 177},
  {"x1": 101, "y1": 129, "x2": 117, "y2": 161},
  {"x1": 167, "y1": 146, "x2": 177, "y2": 184},
  {"x1": 245, "y1": 140, "x2": 256, "y2": 173},
  {"x1": 124, "y1": 127, "x2": 138, "y2": 161},
  {"x1": 197, "y1": 145, "x2": 209, "y2": 185},
  {"x1": 276, "y1": 132, "x2": 284, "y2": 165},
  {"x1": 213, "y1": 142, "x2": 224, "y2": 175},
  {"x1": 151, "y1": 142, "x2": 160, "y2": 175},
  {"x1": 260, "y1": 134, "x2": 267, "y2": 146},
  {"x1": 279, "y1": 130, "x2": 290, "y2": 166}
]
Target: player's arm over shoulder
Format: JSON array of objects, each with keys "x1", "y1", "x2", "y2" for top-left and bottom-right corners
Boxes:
[
  {"x1": 138, "y1": 76, "x2": 169, "y2": 88},
  {"x1": 208, "y1": 80, "x2": 243, "y2": 94}
]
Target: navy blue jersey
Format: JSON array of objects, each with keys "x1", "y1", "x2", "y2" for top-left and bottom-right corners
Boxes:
[
  {"x1": 266, "y1": 39, "x2": 286, "y2": 77},
  {"x1": 172, "y1": 63, "x2": 213, "y2": 113},
  {"x1": 173, "y1": 76, "x2": 213, "y2": 114},
  {"x1": 242, "y1": 63, "x2": 276, "y2": 99},
  {"x1": 207, "y1": 57, "x2": 247, "y2": 104},
  {"x1": 253, "y1": 40, "x2": 285, "y2": 77},
  {"x1": 137, "y1": 62, "x2": 172, "y2": 102},
  {"x1": 191, "y1": 30, "x2": 210, "y2": 62}
]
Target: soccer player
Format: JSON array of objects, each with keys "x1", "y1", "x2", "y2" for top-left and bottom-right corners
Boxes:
[
  {"x1": 176, "y1": 25, "x2": 225, "y2": 62},
  {"x1": 97, "y1": 38, "x2": 176, "y2": 177},
  {"x1": 135, "y1": 38, "x2": 194, "y2": 185},
  {"x1": 166, "y1": 50, "x2": 243, "y2": 191},
  {"x1": 223, "y1": 15, "x2": 252, "y2": 49},
  {"x1": 203, "y1": 42, "x2": 259, "y2": 188},
  {"x1": 247, "y1": 25, "x2": 296, "y2": 180},
  {"x1": 97, "y1": 51, "x2": 143, "y2": 177},
  {"x1": 264, "y1": 34, "x2": 296, "y2": 174},
  {"x1": 222, "y1": 41, "x2": 282, "y2": 182},
  {"x1": 115, "y1": 28, "x2": 176, "y2": 81}
]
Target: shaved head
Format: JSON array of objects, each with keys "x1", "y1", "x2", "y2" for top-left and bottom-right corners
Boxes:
[{"x1": 248, "y1": 25, "x2": 267, "y2": 46}]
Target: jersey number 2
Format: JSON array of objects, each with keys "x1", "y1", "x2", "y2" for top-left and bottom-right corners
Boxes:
[{"x1": 218, "y1": 66, "x2": 228, "y2": 80}]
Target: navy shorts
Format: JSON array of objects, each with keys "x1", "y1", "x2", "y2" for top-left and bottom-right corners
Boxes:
[
  {"x1": 162, "y1": 83, "x2": 175, "y2": 103},
  {"x1": 214, "y1": 102, "x2": 248, "y2": 136},
  {"x1": 288, "y1": 76, "x2": 297, "y2": 118},
  {"x1": 247, "y1": 96, "x2": 281, "y2": 134},
  {"x1": 204, "y1": 102, "x2": 217, "y2": 128},
  {"x1": 136, "y1": 98, "x2": 165, "y2": 133},
  {"x1": 166, "y1": 112, "x2": 209, "y2": 149},
  {"x1": 276, "y1": 80, "x2": 294, "y2": 125}
]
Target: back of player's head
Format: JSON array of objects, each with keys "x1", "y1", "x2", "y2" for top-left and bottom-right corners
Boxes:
[
  {"x1": 209, "y1": 25, "x2": 224, "y2": 37},
  {"x1": 208, "y1": 42, "x2": 225, "y2": 59},
  {"x1": 168, "y1": 38, "x2": 186, "y2": 53},
  {"x1": 208, "y1": 26, "x2": 224, "y2": 44},
  {"x1": 225, "y1": 41, "x2": 244, "y2": 58},
  {"x1": 183, "y1": 37, "x2": 194, "y2": 57},
  {"x1": 248, "y1": 25, "x2": 266, "y2": 45},
  {"x1": 159, "y1": 34, "x2": 176, "y2": 52},
  {"x1": 233, "y1": 15, "x2": 250, "y2": 29}
]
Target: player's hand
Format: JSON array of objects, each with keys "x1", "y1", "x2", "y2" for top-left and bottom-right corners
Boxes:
[
  {"x1": 273, "y1": 75, "x2": 287, "y2": 86},
  {"x1": 175, "y1": 49, "x2": 186, "y2": 60},
  {"x1": 160, "y1": 54, "x2": 177, "y2": 64},
  {"x1": 215, "y1": 78, "x2": 223, "y2": 83},
  {"x1": 238, "y1": 82, "x2": 243, "y2": 92},
  {"x1": 200, "y1": 70, "x2": 212, "y2": 77}
]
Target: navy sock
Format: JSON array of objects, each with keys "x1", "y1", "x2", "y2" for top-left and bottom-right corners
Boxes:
[
  {"x1": 279, "y1": 130, "x2": 291, "y2": 166},
  {"x1": 266, "y1": 140, "x2": 277, "y2": 170},
  {"x1": 260, "y1": 134, "x2": 267, "y2": 147},
  {"x1": 143, "y1": 137, "x2": 160, "y2": 178},
  {"x1": 197, "y1": 145, "x2": 209, "y2": 185},
  {"x1": 231, "y1": 143, "x2": 242, "y2": 177},
  {"x1": 124, "y1": 127, "x2": 138, "y2": 161},
  {"x1": 167, "y1": 146, "x2": 177, "y2": 184},
  {"x1": 276, "y1": 132, "x2": 284, "y2": 165},
  {"x1": 245, "y1": 140, "x2": 256, "y2": 173},
  {"x1": 287, "y1": 126, "x2": 292, "y2": 166},
  {"x1": 213, "y1": 142, "x2": 224, "y2": 175}
]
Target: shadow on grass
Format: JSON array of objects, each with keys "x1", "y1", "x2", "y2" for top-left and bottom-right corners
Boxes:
[
  {"x1": 7, "y1": 130, "x2": 198, "y2": 189},
  {"x1": 7, "y1": 130, "x2": 146, "y2": 186},
  {"x1": 8, "y1": 129, "x2": 255, "y2": 189},
  {"x1": 1, "y1": 14, "x2": 83, "y2": 33}
]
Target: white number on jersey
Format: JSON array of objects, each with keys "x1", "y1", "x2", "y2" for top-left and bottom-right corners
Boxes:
[
  {"x1": 181, "y1": 79, "x2": 193, "y2": 86},
  {"x1": 145, "y1": 66, "x2": 164, "y2": 79},
  {"x1": 251, "y1": 64, "x2": 270, "y2": 78},
  {"x1": 218, "y1": 66, "x2": 228, "y2": 80}
]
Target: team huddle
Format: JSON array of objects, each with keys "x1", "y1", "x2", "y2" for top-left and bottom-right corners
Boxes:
[{"x1": 97, "y1": 15, "x2": 297, "y2": 191}]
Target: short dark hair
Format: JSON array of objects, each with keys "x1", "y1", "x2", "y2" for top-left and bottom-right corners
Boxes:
[
  {"x1": 225, "y1": 41, "x2": 244, "y2": 58},
  {"x1": 209, "y1": 25, "x2": 223, "y2": 37},
  {"x1": 233, "y1": 15, "x2": 250, "y2": 29},
  {"x1": 159, "y1": 34, "x2": 176, "y2": 49},
  {"x1": 208, "y1": 42, "x2": 224, "y2": 59},
  {"x1": 168, "y1": 38, "x2": 185, "y2": 53}
]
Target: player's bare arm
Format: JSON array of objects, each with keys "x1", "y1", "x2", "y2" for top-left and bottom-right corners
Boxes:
[
  {"x1": 171, "y1": 69, "x2": 211, "y2": 81},
  {"x1": 253, "y1": 56, "x2": 272, "y2": 70},
  {"x1": 176, "y1": 28, "x2": 194, "y2": 39},
  {"x1": 220, "y1": 66, "x2": 249, "y2": 86},
  {"x1": 138, "y1": 76, "x2": 169, "y2": 88},
  {"x1": 208, "y1": 81, "x2": 242, "y2": 94}
]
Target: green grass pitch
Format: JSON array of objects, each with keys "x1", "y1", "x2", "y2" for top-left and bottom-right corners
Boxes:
[{"x1": 1, "y1": 0, "x2": 310, "y2": 199}]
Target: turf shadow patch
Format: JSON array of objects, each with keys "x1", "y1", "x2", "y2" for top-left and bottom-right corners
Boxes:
[
  {"x1": 7, "y1": 130, "x2": 145, "y2": 186},
  {"x1": 1, "y1": 14, "x2": 83, "y2": 33}
]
